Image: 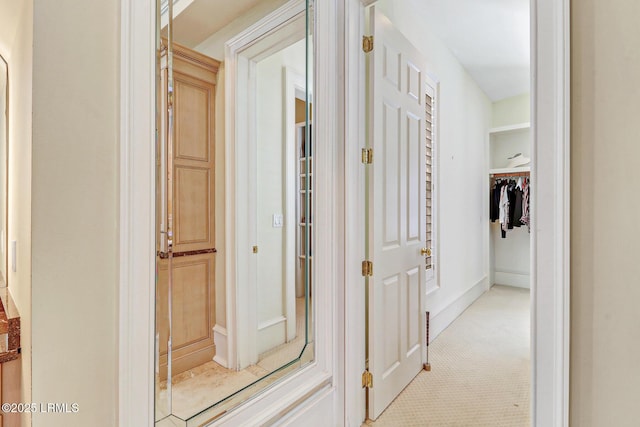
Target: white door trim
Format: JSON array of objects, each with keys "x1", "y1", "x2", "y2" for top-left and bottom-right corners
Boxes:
[
  {"x1": 224, "y1": 0, "x2": 305, "y2": 370},
  {"x1": 119, "y1": 0, "x2": 155, "y2": 426},
  {"x1": 342, "y1": 1, "x2": 368, "y2": 425},
  {"x1": 284, "y1": 66, "x2": 305, "y2": 341},
  {"x1": 530, "y1": 0, "x2": 571, "y2": 425},
  {"x1": 343, "y1": 0, "x2": 570, "y2": 425}
]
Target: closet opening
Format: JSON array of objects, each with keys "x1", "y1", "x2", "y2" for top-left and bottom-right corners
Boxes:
[{"x1": 362, "y1": 0, "x2": 533, "y2": 424}]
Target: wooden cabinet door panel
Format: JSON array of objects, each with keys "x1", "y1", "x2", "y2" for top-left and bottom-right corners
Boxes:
[
  {"x1": 175, "y1": 166, "x2": 212, "y2": 247},
  {"x1": 158, "y1": 41, "x2": 220, "y2": 380},
  {"x1": 172, "y1": 71, "x2": 215, "y2": 253},
  {"x1": 157, "y1": 253, "x2": 216, "y2": 379},
  {"x1": 175, "y1": 78, "x2": 211, "y2": 162}
]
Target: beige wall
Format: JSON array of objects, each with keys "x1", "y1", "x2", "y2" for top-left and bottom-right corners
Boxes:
[
  {"x1": 492, "y1": 93, "x2": 530, "y2": 128},
  {"x1": 0, "y1": 0, "x2": 34, "y2": 426},
  {"x1": 571, "y1": 0, "x2": 640, "y2": 426},
  {"x1": 31, "y1": 0, "x2": 118, "y2": 425}
]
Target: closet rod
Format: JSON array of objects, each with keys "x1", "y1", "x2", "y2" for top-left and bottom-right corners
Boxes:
[{"x1": 490, "y1": 171, "x2": 531, "y2": 178}]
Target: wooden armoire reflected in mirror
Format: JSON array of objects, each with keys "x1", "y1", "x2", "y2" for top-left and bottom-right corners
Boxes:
[{"x1": 157, "y1": 39, "x2": 219, "y2": 380}]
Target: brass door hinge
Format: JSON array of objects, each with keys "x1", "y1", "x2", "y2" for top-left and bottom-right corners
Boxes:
[
  {"x1": 362, "y1": 260, "x2": 373, "y2": 277},
  {"x1": 362, "y1": 35, "x2": 374, "y2": 53},
  {"x1": 362, "y1": 369, "x2": 373, "y2": 388},
  {"x1": 361, "y1": 148, "x2": 373, "y2": 164}
]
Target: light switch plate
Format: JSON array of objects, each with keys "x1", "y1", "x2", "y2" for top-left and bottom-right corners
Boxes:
[
  {"x1": 273, "y1": 214, "x2": 284, "y2": 228},
  {"x1": 11, "y1": 240, "x2": 16, "y2": 272}
]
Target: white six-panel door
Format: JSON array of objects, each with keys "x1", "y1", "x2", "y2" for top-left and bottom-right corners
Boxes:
[{"x1": 367, "y1": 6, "x2": 428, "y2": 420}]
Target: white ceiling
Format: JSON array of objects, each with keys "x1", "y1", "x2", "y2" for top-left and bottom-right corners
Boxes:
[
  {"x1": 166, "y1": 0, "x2": 267, "y2": 47},
  {"x1": 166, "y1": 0, "x2": 529, "y2": 101},
  {"x1": 408, "y1": 0, "x2": 530, "y2": 101}
]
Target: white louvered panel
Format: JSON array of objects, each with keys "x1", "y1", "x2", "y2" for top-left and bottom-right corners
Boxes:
[{"x1": 425, "y1": 92, "x2": 434, "y2": 269}]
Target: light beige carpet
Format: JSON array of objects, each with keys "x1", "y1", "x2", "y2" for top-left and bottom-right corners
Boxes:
[{"x1": 367, "y1": 285, "x2": 530, "y2": 427}]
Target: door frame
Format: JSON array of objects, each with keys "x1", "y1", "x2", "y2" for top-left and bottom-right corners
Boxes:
[
  {"x1": 224, "y1": 0, "x2": 306, "y2": 369},
  {"x1": 344, "y1": 0, "x2": 570, "y2": 426}
]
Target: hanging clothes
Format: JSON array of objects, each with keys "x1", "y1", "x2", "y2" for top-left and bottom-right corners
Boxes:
[
  {"x1": 520, "y1": 178, "x2": 530, "y2": 232},
  {"x1": 513, "y1": 185, "x2": 523, "y2": 228},
  {"x1": 507, "y1": 180, "x2": 517, "y2": 230},
  {"x1": 491, "y1": 175, "x2": 530, "y2": 237},
  {"x1": 490, "y1": 179, "x2": 502, "y2": 222},
  {"x1": 498, "y1": 182, "x2": 509, "y2": 238}
]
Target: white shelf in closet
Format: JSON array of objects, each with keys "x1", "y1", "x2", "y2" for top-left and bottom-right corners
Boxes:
[
  {"x1": 489, "y1": 122, "x2": 530, "y2": 135},
  {"x1": 489, "y1": 122, "x2": 531, "y2": 170},
  {"x1": 489, "y1": 166, "x2": 531, "y2": 175}
]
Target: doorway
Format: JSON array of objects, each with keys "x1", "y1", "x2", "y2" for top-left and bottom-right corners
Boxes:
[{"x1": 361, "y1": 0, "x2": 537, "y2": 424}]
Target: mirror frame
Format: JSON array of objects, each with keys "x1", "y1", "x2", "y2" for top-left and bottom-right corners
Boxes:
[
  {"x1": 119, "y1": 0, "x2": 343, "y2": 424},
  {"x1": 153, "y1": 1, "x2": 318, "y2": 424}
]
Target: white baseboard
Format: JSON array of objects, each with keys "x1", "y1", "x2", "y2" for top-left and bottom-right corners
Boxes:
[
  {"x1": 258, "y1": 315, "x2": 287, "y2": 331},
  {"x1": 429, "y1": 276, "x2": 489, "y2": 343},
  {"x1": 213, "y1": 324, "x2": 228, "y2": 368},
  {"x1": 257, "y1": 316, "x2": 287, "y2": 355},
  {"x1": 494, "y1": 271, "x2": 530, "y2": 289}
]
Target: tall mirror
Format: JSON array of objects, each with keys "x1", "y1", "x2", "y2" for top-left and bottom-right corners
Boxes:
[
  {"x1": 154, "y1": 1, "x2": 314, "y2": 425},
  {"x1": 0, "y1": 55, "x2": 7, "y2": 287}
]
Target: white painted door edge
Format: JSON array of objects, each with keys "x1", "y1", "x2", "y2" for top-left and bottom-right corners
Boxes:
[
  {"x1": 119, "y1": 0, "x2": 155, "y2": 426},
  {"x1": 530, "y1": 0, "x2": 571, "y2": 425}
]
